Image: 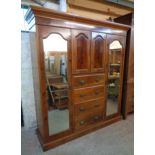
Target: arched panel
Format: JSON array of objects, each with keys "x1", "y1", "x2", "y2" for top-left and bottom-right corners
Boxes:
[
  {"x1": 72, "y1": 30, "x2": 91, "y2": 74},
  {"x1": 94, "y1": 36, "x2": 104, "y2": 68},
  {"x1": 76, "y1": 34, "x2": 88, "y2": 69},
  {"x1": 91, "y1": 32, "x2": 106, "y2": 72}
]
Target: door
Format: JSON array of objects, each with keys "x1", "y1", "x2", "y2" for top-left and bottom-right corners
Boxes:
[
  {"x1": 91, "y1": 32, "x2": 106, "y2": 72},
  {"x1": 72, "y1": 30, "x2": 91, "y2": 74},
  {"x1": 39, "y1": 25, "x2": 72, "y2": 139},
  {"x1": 105, "y1": 34, "x2": 126, "y2": 117}
]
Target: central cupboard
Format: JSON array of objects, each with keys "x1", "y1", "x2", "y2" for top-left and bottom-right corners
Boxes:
[
  {"x1": 25, "y1": 6, "x2": 130, "y2": 151},
  {"x1": 72, "y1": 30, "x2": 105, "y2": 73}
]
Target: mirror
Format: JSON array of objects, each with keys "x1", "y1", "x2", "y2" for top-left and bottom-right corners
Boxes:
[
  {"x1": 106, "y1": 40, "x2": 122, "y2": 116},
  {"x1": 43, "y1": 33, "x2": 69, "y2": 135}
]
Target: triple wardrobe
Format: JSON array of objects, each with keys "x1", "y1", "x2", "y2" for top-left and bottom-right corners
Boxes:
[{"x1": 25, "y1": 6, "x2": 131, "y2": 151}]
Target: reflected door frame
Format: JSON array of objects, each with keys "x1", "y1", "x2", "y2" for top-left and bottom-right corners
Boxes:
[
  {"x1": 37, "y1": 25, "x2": 73, "y2": 141},
  {"x1": 105, "y1": 34, "x2": 126, "y2": 119}
]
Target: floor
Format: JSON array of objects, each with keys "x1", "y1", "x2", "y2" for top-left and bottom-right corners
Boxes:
[{"x1": 21, "y1": 114, "x2": 134, "y2": 155}]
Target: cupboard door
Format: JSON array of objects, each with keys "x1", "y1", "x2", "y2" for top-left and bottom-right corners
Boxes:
[
  {"x1": 72, "y1": 30, "x2": 91, "y2": 74},
  {"x1": 39, "y1": 26, "x2": 72, "y2": 138},
  {"x1": 105, "y1": 34, "x2": 126, "y2": 117},
  {"x1": 91, "y1": 32, "x2": 106, "y2": 72}
]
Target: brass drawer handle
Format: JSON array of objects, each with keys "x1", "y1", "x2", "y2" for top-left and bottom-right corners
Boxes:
[
  {"x1": 94, "y1": 104, "x2": 100, "y2": 107},
  {"x1": 79, "y1": 107, "x2": 86, "y2": 112},
  {"x1": 80, "y1": 120, "x2": 85, "y2": 125},
  {"x1": 95, "y1": 77, "x2": 100, "y2": 82},
  {"x1": 80, "y1": 93, "x2": 87, "y2": 97},
  {"x1": 79, "y1": 80, "x2": 86, "y2": 85},
  {"x1": 93, "y1": 116, "x2": 100, "y2": 121},
  {"x1": 95, "y1": 90, "x2": 100, "y2": 95}
]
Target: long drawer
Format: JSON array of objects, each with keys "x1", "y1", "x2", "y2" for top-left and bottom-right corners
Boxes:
[
  {"x1": 74, "y1": 98, "x2": 104, "y2": 116},
  {"x1": 72, "y1": 85, "x2": 104, "y2": 103},
  {"x1": 75, "y1": 108, "x2": 103, "y2": 130},
  {"x1": 72, "y1": 74, "x2": 105, "y2": 88}
]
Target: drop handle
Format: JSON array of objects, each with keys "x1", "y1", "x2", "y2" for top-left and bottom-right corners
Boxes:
[
  {"x1": 93, "y1": 116, "x2": 100, "y2": 121},
  {"x1": 94, "y1": 104, "x2": 100, "y2": 107},
  {"x1": 80, "y1": 120, "x2": 85, "y2": 125},
  {"x1": 80, "y1": 93, "x2": 87, "y2": 97},
  {"x1": 95, "y1": 77, "x2": 100, "y2": 82},
  {"x1": 79, "y1": 80, "x2": 86, "y2": 85},
  {"x1": 95, "y1": 90, "x2": 100, "y2": 95},
  {"x1": 79, "y1": 107, "x2": 86, "y2": 112}
]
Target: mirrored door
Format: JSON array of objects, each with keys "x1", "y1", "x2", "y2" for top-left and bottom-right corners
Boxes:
[
  {"x1": 106, "y1": 40, "x2": 123, "y2": 116},
  {"x1": 43, "y1": 32, "x2": 70, "y2": 136}
]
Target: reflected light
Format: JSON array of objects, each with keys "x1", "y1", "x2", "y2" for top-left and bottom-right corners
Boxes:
[
  {"x1": 65, "y1": 22, "x2": 95, "y2": 28},
  {"x1": 43, "y1": 34, "x2": 67, "y2": 55},
  {"x1": 104, "y1": 29, "x2": 123, "y2": 34},
  {"x1": 110, "y1": 40, "x2": 122, "y2": 49}
]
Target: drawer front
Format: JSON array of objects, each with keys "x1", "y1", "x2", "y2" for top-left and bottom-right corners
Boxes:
[
  {"x1": 75, "y1": 98, "x2": 104, "y2": 116},
  {"x1": 72, "y1": 85, "x2": 104, "y2": 103},
  {"x1": 72, "y1": 74, "x2": 105, "y2": 88},
  {"x1": 75, "y1": 109, "x2": 103, "y2": 129}
]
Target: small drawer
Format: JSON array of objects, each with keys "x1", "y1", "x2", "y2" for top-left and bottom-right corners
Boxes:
[
  {"x1": 72, "y1": 74, "x2": 105, "y2": 88},
  {"x1": 75, "y1": 98, "x2": 104, "y2": 116},
  {"x1": 75, "y1": 109, "x2": 103, "y2": 129},
  {"x1": 72, "y1": 85, "x2": 104, "y2": 103}
]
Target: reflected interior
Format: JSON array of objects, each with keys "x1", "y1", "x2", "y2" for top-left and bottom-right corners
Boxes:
[
  {"x1": 43, "y1": 34, "x2": 69, "y2": 135},
  {"x1": 106, "y1": 40, "x2": 122, "y2": 116}
]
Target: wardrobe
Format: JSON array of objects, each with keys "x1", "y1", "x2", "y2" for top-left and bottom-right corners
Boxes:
[{"x1": 25, "y1": 6, "x2": 130, "y2": 151}]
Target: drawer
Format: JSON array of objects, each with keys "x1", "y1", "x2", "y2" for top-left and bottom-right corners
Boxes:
[
  {"x1": 72, "y1": 74, "x2": 105, "y2": 88},
  {"x1": 75, "y1": 109, "x2": 103, "y2": 130},
  {"x1": 72, "y1": 85, "x2": 104, "y2": 103},
  {"x1": 75, "y1": 98, "x2": 104, "y2": 116}
]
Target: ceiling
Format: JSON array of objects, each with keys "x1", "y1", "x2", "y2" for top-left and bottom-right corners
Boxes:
[{"x1": 21, "y1": 0, "x2": 134, "y2": 20}]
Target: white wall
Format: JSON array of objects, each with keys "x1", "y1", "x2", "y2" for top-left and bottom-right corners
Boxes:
[{"x1": 21, "y1": 32, "x2": 37, "y2": 130}]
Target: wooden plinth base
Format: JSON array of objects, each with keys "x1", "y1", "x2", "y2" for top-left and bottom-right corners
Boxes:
[{"x1": 36, "y1": 115, "x2": 122, "y2": 151}]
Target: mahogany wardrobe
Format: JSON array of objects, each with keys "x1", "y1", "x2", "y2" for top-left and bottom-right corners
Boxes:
[{"x1": 25, "y1": 6, "x2": 131, "y2": 151}]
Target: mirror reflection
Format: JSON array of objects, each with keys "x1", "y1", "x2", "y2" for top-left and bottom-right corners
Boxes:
[
  {"x1": 106, "y1": 40, "x2": 122, "y2": 116},
  {"x1": 43, "y1": 34, "x2": 69, "y2": 135}
]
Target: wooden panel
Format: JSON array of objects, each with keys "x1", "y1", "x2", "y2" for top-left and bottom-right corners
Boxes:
[
  {"x1": 72, "y1": 73, "x2": 105, "y2": 88},
  {"x1": 72, "y1": 85, "x2": 104, "y2": 103},
  {"x1": 29, "y1": 32, "x2": 45, "y2": 139},
  {"x1": 128, "y1": 21, "x2": 134, "y2": 81},
  {"x1": 114, "y1": 13, "x2": 133, "y2": 26},
  {"x1": 35, "y1": 17, "x2": 127, "y2": 36},
  {"x1": 127, "y1": 82, "x2": 134, "y2": 113},
  {"x1": 38, "y1": 116, "x2": 122, "y2": 150},
  {"x1": 91, "y1": 32, "x2": 106, "y2": 72},
  {"x1": 114, "y1": 13, "x2": 134, "y2": 117},
  {"x1": 26, "y1": 6, "x2": 130, "y2": 31},
  {"x1": 74, "y1": 98, "x2": 104, "y2": 116},
  {"x1": 72, "y1": 30, "x2": 90, "y2": 74},
  {"x1": 67, "y1": 0, "x2": 133, "y2": 18},
  {"x1": 75, "y1": 108, "x2": 103, "y2": 130}
]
